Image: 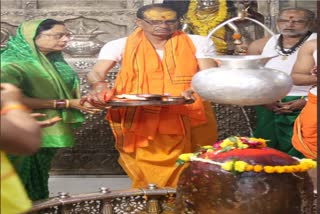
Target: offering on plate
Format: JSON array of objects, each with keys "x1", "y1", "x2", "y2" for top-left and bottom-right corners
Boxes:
[
  {"x1": 105, "y1": 94, "x2": 194, "y2": 107},
  {"x1": 175, "y1": 136, "x2": 316, "y2": 214}
]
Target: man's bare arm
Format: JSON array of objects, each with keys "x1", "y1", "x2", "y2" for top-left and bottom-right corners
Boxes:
[
  {"x1": 197, "y1": 58, "x2": 218, "y2": 71},
  {"x1": 87, "y1": 60, "x2": 116, "y2": 85},
  {"x1": 291, "y1": 41, "x2": 317, "y2": 86}
]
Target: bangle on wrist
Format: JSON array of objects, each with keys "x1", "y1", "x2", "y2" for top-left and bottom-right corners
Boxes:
[
  {"x1": 54, "y1": 99, "x2": 67, "y2": 109},
  {"x1": 65, "y1": 99, "x2": 70, "y2": 109},
  {"x1": 1, "y1": 104, "x2": 30, "y2": 115}
]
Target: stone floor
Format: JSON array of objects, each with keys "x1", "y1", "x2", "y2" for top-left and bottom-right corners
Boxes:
[{"x1": 48, "y1": 175, "x2": 131, "y2": 197}]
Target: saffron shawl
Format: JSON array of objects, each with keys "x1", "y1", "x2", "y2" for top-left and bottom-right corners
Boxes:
[
  {"x1": 292, "y1": 92, "x2": 317, "y2": 159},
  {"x1": 1, "y1": 19, "x2": 84, "y2": 147},
  {"x1": 107, "y1": 28, "x2": 208, "y2": 152}
]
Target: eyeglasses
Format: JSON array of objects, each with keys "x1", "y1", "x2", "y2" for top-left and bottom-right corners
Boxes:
[
  {"x1": 142, "y1": 19, "x2": 178, "y2": 26},
  {"x1": 40, "y1": 32, "x2": 73, "y2": 40},
  {"x1": 277, "y1": 19, "x2": 307, "y2": 25}
]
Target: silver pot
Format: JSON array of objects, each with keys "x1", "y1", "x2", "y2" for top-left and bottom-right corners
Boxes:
[{"x1": 191, "y1": 55, "x2": 292, "y2": 106}]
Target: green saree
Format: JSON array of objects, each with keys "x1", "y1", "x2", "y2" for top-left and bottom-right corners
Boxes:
[{"x1": 1, "y1": 19, "x2": 84, "y2": 200}]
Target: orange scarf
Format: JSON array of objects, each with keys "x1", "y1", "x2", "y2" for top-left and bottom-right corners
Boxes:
[
  {"x1": 106, "y1": 28, "x2": 208, "y2": 153},
  {"x1": 292, "y1": 92, "x2": 317, "y2": 159}
]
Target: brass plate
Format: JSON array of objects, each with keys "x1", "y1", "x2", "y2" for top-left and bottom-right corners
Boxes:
[{"x1": 106, "y1": 95, "x2": 194, "y2": 107}]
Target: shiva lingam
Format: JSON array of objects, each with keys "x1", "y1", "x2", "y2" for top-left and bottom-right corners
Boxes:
[
  {"x1": 191, "y1": 10, "x2": 293, "y2": 106},
  {"x1": 175, "y1": 136, "x2": 316, "y2": 213}
]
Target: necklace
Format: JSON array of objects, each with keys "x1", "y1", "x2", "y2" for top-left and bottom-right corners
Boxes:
[{"x1": 276, "y1": 31, "x2": 312, "y2": 60}]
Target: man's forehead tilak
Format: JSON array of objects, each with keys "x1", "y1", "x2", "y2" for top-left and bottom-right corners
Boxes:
[{"x1": 143, "y1": 9, "x2": 176, "y2": 20}]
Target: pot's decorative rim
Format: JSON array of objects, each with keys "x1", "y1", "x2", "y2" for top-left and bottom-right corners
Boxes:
[{"x1": 214, "y1": 54, "x2": 278, "y2": 61}]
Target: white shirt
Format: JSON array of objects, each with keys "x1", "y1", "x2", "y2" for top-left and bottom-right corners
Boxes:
[
  {"x1": 261, "y1": 33, "x2": 317, "y2": 96},
  {"x1": 98, "y1": 34, "x2": 216, "y2": 62}
]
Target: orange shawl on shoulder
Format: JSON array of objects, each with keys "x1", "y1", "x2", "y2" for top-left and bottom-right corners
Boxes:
[
  {"x1": 292, "y1": 92, "x2": 317, "y2": 159},
  {"x1": 106, "y1": 28, "x2": 208, "y2": 153}
]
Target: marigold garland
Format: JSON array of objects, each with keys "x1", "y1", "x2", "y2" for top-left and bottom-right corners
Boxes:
[
  {"x1": 184, "y1": 0, "x2": 227, "y2": 54},
  {"x1": 176, "y1": 136, "x2": 317, "y2": 174}
]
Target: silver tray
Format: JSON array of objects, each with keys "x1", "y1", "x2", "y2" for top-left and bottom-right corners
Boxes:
[{"x1": 106, "y1": 95, "x2": 194, "y2": 107}]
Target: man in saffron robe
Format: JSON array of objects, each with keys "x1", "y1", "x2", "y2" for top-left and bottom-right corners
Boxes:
[{"x1": 81, "y1": 3, "x2": 218, "y2": 188}]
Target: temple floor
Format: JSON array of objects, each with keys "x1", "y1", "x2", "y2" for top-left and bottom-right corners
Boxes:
[{"x1": 48, "y1": 175, "x2": 131, "y2": 197}]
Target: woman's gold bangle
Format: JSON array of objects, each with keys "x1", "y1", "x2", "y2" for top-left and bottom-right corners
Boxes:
[{"x1": 65, "y1": 99, "x2": 70, "y2": 109}]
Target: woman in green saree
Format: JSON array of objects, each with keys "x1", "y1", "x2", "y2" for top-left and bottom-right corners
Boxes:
[{"x1": 1, "y1": 19, "x2": 99, "y2": 201}]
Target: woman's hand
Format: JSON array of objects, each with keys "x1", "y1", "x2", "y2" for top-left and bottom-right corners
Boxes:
[
  {"x1": 31, "y1": 113, "x2": 62, "y2": 128},
  {"x1": 69, "y1": 99, "x2": 104, "y2": 114},
  {"x1": 80, "y1": 82, "x2": 115, "y2": 107},
  {"x1": 1, "y1": 83, "x2": 23, "y2": 107}
]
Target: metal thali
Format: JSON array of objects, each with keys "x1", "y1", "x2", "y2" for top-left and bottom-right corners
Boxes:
[{"x1": 105, "y1": 94, "x2": 194, "y2": 107}]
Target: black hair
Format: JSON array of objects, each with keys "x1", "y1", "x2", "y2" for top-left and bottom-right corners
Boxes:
[
  {"x1": 35, "y1": 19, "x2": 65, "y2": 37},
  {"x1": 163, "y1": 0, "x2": 190, "y2": 18},
  {"x1": 136, "y1": 3, "x2": 179, "y2": 19}
]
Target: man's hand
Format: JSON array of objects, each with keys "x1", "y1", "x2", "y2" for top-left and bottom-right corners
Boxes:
[
  {"x1": 311, "y1": 65, "x2": 317, "y2": 76},
  {"x1": 80, "y1": 82, "x2": 115, "y2": 108},
  {"x1": 234, "y1": 43, "x2": 248, "y2": 55},
  {"x1": 70, "y1": 99, "x2": 104, "y2": 114},
  {"x1": 276, "y1": 99, "x2": 306, "y2": 114},
  {"x1": 181, "y1": 88, "x2": 195, "y2": 101},
  {"x1": 262, "y1": 102, "x2": 283, "y2": 113}
]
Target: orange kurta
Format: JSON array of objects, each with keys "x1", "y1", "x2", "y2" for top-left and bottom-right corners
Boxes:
[
  {"x1": 292, "y1": 91, "x2": 317, "y2": 159},
  {"x1": 106, "y1": 28, "x2": 217, "y2": 188}
]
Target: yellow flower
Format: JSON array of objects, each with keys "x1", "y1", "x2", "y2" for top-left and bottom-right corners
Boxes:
[
  {"x1": 286, "y1": 166, "x2": 295, "y2": 173},
  {"x1": 290, "y1": 165, "x2": 299, "y2": 172},
  {"x1": 283, "y1": 166, "x2": 291, "y2": 173},
  {"x1": 245, "y1": 165, "x2": 253, "y2": 171},
  {"x1": 274, "y1": 166, "x2": 285, "y2": 173},
  {"x1": 300, "y1": 159, "x2": 317, "y2": 168},
  {"x1": 253, "y1": 165, "x2": 263, "y2": 172},
  {"x1": 298, "y1": 165, "x2": 309, "y2": 172},
  {"x1": 248, "y1": 137, "x2": 267, "y2": 147},
  {"x1": 237, "y1": 142, "x2": 249, "y2": 149},
  {"x1": 264, "y1": 166, "x2": 275, "y2": 173},
  {"x1": 221, "y1": 161, "x2": 234, "y2": 171},
  {"x1": 220, "y1": 139, "x2": 234, "y2": 148},
  {"x1": 201, "y1": 145, "x2": 213, "y2": 149},
  {"x1": 248, "y1": 137, "x2": 266, "y2": 143},
  {"x1": 234, "y1": 161, "x2": 248, "y2": 172},
  {"x1": 178, "y1": 153, "x2": 193, "y2": 162}
]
